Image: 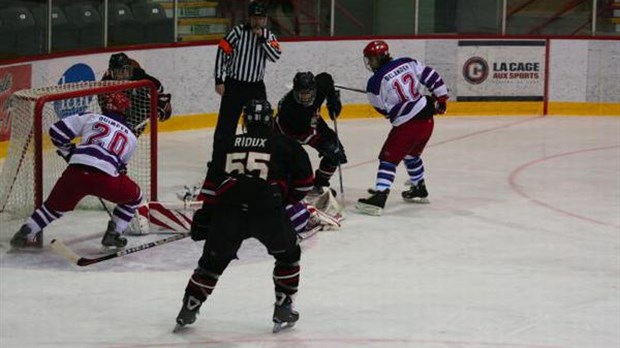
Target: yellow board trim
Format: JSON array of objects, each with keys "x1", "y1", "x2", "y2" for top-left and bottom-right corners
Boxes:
[
  {"x1": 178, "y1": 34, "x2": 224, "y2": 41},
  {"x1": 178, "y1": 18, "x2": 230, "y2": 25},
  {"x1": 548, "y1": 102, "x2": 620, "y2": 116},
  {"x1": 1, "y1": 101, "x2": 618, "y2": 159},
  {"x1": 159, "y1": 2, "x2": 218, "y2": 9}
]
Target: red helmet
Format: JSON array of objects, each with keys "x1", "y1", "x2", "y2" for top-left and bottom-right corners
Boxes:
[
  {"x1": 101, "y1": 92, "x2": 131, "y2": 115},
  {"x1": 363, "y1": 40, "x2": 389, "y2": 58},
  {"x1": 363, "y1": 40, "x2": 391, "y2": 72}
]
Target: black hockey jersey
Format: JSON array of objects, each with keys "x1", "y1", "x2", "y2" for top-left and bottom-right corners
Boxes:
[
  {"x1": 276, "y1": 72, "x2": 334, "y2": 145},
  {"x1": 101, "y1": 66, "x2": 171, "y2": 134},
  {"x1": 209, "y1": 127, "x2": 314, "y2": 204}
]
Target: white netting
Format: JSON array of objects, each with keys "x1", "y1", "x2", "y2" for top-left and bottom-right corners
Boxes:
[{"x1": 0, "y1": 80, "x2": 157, "y2": 242}]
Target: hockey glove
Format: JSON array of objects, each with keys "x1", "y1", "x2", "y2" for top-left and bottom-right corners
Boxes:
[
  {"x1": 434, "y1": 94, "x2": 448, "y2": 115},
  {"x1": 56, "y1": 144, "x2": 76, "y2": 163},
  {"x1": 315, "y1": 139, "x2": 347, "y2": 165},
  {"x1": 157, "y1": 93, "x2": 172, "y2": 121},
  {"x1": 326, "y1": 90, "x2": 342, "y2": 120},
  {"x1": 190, "y1": 205, "x2": 213, "y2": 241}
]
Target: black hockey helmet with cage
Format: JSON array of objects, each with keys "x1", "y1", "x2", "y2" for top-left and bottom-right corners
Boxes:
[
  {"x1": 243, "y1": 99, "x2": 273, "y2": 131},
  {"x1": 109, "y1": 53, "x2": 133, "y2": 80},
  {"x1": 248, "y1": 1, "x2": 267, "y2": 16},
  {"x1": 293, "y1": 72, "x2": 316, "y2": 107},
  {"x1": 109, "y1": 53, "x2": 131, "y2": 69}
]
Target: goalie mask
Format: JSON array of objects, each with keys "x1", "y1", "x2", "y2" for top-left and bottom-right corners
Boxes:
[
  {"x1": 100, "y1": 92, "x2": 132, "y2": 116},
  {"x1": 109, "y1": 52, "x2": 133, "y2": 80},
  {"x1": 243, "y1": 99, "x2": 273, "y2": 131},
  {"x1": 363, "y1": 40, "x2": 392, "y2": 72},
  {"x1": 293, "y1": 72, "x2": 316, "y2": 107}
]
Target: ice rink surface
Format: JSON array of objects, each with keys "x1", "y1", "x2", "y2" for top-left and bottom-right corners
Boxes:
[{"x1": 1, "y1": 116, "x2": 619, "y2": 348}]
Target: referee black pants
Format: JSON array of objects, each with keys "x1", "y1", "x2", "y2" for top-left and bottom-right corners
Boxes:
[{"x1": 207, "y1": 78, "x2": 266, "y2": 179}]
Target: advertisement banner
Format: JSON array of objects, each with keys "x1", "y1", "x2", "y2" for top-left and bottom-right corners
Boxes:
[
  {"x1": 457, "y1": 40, "x2": 545, "y2": 101},
  {"x1": 0, "y1": 65, "x2": 32, "y2": 141}
]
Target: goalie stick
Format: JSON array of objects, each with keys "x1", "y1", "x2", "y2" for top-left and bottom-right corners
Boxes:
[{"x1": 50, "y1": 232, "x2": 189, "y2": 266}]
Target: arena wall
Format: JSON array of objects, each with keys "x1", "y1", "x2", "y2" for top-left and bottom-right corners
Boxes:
[{"x1": 1, "y1": 37, "x2": 618, "y2": 155}]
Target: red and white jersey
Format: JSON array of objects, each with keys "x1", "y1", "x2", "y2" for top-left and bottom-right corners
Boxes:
[
  {"x1": 366, "y1": 57, "x2": 448, "y2": 127},
  {"x1": 49, "y1": 112, "x2": 137, "y2": 176}
]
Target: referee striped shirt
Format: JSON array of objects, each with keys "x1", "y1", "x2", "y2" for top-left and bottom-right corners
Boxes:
[{"x1": 215, "y1": 24, "x2": 281, "y2": 84}]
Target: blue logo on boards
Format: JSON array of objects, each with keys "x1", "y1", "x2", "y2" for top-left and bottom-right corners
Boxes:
[{"x1": 54, "y1": 63, "x2": 96, "y2": 118}]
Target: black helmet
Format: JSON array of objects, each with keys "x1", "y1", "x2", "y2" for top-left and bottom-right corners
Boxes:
[
  {"x1": 248, "y1": 1, "x2": 267, "y2": 16},
  {"x1": 109, "y1": 53, "x2": 131, "y2": 70},
  {"x1": 293, "y1": 72, "x2": 316, "y2": 107},
  {"x1": 109, "y1": 53, "x2": 133, "y2": 80},
  {"x1": 243, "y1": 99, "x2": 273, "y2": 131}
]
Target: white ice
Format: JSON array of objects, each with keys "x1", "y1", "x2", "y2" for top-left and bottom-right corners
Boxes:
[{"x1": 1, "y1": 116, "x2": 619, "y2": 348}]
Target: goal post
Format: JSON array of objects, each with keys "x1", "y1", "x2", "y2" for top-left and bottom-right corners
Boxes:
[{"x1": 0, "y1": 80, "x2": 159, "y2": 243}]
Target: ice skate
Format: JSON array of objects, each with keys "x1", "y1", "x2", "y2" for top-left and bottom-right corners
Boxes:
[
  {"x1": 173, "y1": 295, "x2": 202, "y2": 333},
  {"x1": 10, "y1": 225, "x2": 43, "y2": 248},
  {"x1": 401, "y1": 179, "x2": 429, "y2": 204},
  {"x1": 368, "y1": 179, "x2": 413, "y2": 194},
  {"x1": 272, "y1": 295, "x2": 299, "y2": 333},
  {"x1": 101, "y1": 221, "x2": 127, "y2": 249},
  {"x1": 356, "y1": 189, "x2": 389, "y2": 216}
]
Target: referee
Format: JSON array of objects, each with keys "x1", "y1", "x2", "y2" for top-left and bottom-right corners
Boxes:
[{"x1": 205, "y1": 0, "x2": 281, "y2": 184}]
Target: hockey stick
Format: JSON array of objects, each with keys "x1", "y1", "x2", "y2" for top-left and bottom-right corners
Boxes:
[
  {"x1": 99, "y1": 198, "x2": 114, "y2": 218},
  {"x1": 334, "y1": 84, "x2": 365, "y2": 94},
  {"x1": 50, "y1": 232, "x2": 190, "y2": 266},
  {"x1": 329, "y1": 91, "x2": 345, "y2": 206}
]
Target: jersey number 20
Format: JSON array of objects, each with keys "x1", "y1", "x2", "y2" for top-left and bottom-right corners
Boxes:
[{"x1": 85, "y1": 122, "x2": 129, "y2": 156}]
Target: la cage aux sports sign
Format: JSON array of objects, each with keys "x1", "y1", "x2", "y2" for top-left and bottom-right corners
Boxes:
[
  {"x1": 457, "y1": 40, "x2": 545, "y2": 101},
  {"x1": 463, "y1": 57, "x2": 541, "y2": 84}
]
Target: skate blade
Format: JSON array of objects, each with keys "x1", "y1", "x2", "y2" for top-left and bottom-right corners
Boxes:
[
  {"x1": 272, "y1": 321, "x2": 296, "y2": 333},
  {"x1": 100, "y1": 245, "x2": 126, "y2": 253},
  {"x1": 403, "y1": 197, "x2": 430, "y2": 204},
  {"x1": 355, "y1": 202, "x2": 383, "y2": 216},
  {"x1": 172, "y1": 323, "x2": 186, "y2": 333}
]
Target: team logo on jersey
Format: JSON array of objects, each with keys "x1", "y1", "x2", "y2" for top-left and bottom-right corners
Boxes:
[
  {"x1": 462, "y1": 57, "x2": 489, "y2": 85},
  {"x1": 55, "y1": 63, "x2": 96, "y2": 118}
]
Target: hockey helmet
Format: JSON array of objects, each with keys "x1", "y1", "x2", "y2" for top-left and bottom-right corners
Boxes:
[
  {"x1": 292, "y1": 72, "x2": 316, "y2": 107},
  {"x1": 101, "y1": 92, "x2": 132, "y2": 115},
  {"x1": 109, "y1": 52, "x2": 133, "y2": 80},
  {"x1": 363, "y1": 40, "x2": 391, "y2": 72},
  {"x1": 248, "y1": 1, "x2": 267, "y2": 16},
  {"x1": 243, "y1": 99, "x2": 273, "y2": 131}
]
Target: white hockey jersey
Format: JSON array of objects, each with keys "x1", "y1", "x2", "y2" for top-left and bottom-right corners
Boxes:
[
  {"x1": 49, "y1": 112, "x2": 137, "y2": 176},
  {"x1": 366, "y1": 57, "x2": 448, "y2": 127}
]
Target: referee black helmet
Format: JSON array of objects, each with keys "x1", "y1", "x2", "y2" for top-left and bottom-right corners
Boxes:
[{"x1": 248, "y1": 1, "x2": 267, "y2": 16}]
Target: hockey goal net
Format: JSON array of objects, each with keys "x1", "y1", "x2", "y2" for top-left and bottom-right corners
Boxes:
[{"x1": 0, "y1": 80, "x2": 158, "y2": 242}]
